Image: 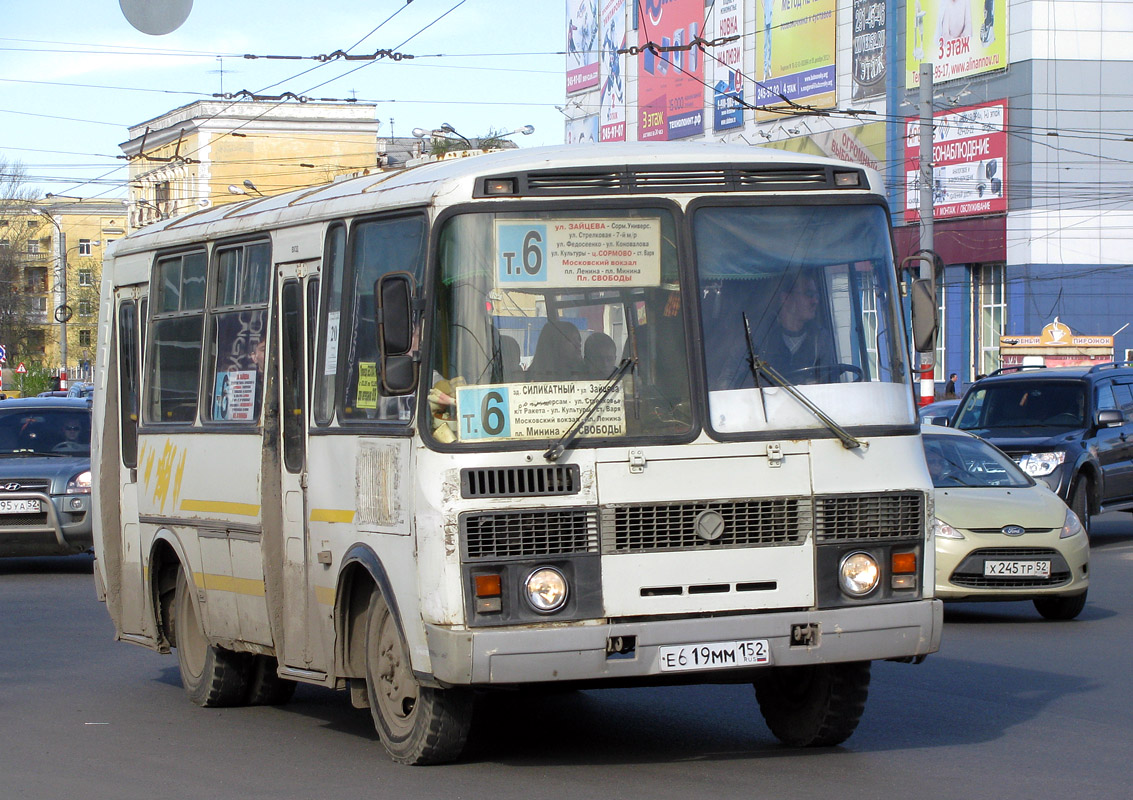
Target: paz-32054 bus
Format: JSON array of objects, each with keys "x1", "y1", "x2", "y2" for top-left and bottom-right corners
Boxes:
[{"x1": 92, "y1": 143, "x2": 942, "y2": 764}]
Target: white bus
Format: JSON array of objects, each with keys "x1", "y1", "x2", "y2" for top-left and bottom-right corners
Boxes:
[{"x1": 92, "y1": 143, "x2": 942, "y2": 764}]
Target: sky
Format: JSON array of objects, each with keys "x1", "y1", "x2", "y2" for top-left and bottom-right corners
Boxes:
[{"x1": 0, "y1": 0, "x2": 567, "y2": 200}]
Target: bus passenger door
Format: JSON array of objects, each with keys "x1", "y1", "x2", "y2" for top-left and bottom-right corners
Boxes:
[
  {"x1": 113, "y1": 290, "x2": 149, "y2": 636},
  {"x1": 276, "y1": 267, "x2": 326, "y2": 672}
]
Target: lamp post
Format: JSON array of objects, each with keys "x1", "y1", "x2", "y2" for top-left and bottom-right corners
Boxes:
[{"x1": 32, "y1": 208, "x2": 67, "y2": 376}]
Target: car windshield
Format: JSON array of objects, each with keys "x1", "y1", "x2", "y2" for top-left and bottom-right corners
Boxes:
[
  {"x1": 0, "y1": 407, "x2": 91, "y2": 457},
  {"x1": 923, "y1": 433, "x2": 1031, "y2": 488},
  {"x1": 955, "y1": 382, "x2": 1086, "y2": 430}
]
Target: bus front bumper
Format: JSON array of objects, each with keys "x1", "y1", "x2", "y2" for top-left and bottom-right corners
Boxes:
[{"x1": 423, "y1": 599, "x2": 943, "y2": 686}]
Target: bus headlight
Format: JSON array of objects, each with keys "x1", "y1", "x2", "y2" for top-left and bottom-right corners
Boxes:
[
  {"x1": 524, "y1": 567, "x2": 568, "y2": 613},
  {"x1": 839, "y1": 552, "x2": 880, "y2": 597}
]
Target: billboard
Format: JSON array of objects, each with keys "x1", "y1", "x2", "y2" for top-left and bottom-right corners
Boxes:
[
  {"x1": 567, "y1": 0, "x2": 600, "y2": 94},
  {"x1": 905, "y1": 100, "x2": 1007, "y2": 221},
  {"x1": 712, "y1": 0, "x2": 745, "y2": 131},
  {"x1": 599, "y1": 0, "x2": 626, "y2": 141},
  {"x1": 852, "y1": 0, "x2": 886, "y2": 100},
  {"x1": 906, "y1": 0, "x2": 1007, "y2": 88},
  {"x1": 754, "y1": 0, "x2": 836, "y2": 121},
  {"x1": 636, "y1": 0, "x2": 705, "y2": 141}
]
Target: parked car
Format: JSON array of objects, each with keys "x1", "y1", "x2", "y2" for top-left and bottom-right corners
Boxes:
[
  {"x1": 918, "y1": 398, "x2": 960, "y2": 426},
  {"x1": 0, "y1": 397, "x2": 92, "y2": 557},
  {"x1": 952, "y1": 362, "x2": 1133, "y2": 534},
  {"x1": 67, "y1": 382, "x2": 94, "y2": 399},
  {"x1": 923, "y1": 424, "x2": 1089, "y2": 620}
]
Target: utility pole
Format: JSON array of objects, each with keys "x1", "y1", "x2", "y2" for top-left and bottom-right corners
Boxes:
[
  {"x1": 57, "y1": 228, "x2": 68, "y2": 379},
  {"x1": 918, "y1": 62, "x2": 935, "y2": 406}
]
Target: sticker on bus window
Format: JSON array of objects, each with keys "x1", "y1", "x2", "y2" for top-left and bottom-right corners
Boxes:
[
  {"x1": 356, "y1": 362, "x2": 379, "y2": 409},
  {"x1": 455, "y1": 381, "x2": 626, "y2": 441},
  {"x1": 495, "y1": 218, "x2": 662, "y2": 289},
  {"x1": 214, "y1": 370, "x2": 258, "y2": 421},
  {"x1": 324, "y1": 311, "x2": 340, "y2": 375}
]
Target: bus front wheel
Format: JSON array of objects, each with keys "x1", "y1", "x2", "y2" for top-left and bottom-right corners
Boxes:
[
  {"x1": 364, "y1": 591, "x2": 473, "y2": 765},
  {"x1": 172, "y1": 567, "x2": 251, "y2": 707},
  {"x1": 753, "y1": 661, "x2": 871, "y2": 747}
]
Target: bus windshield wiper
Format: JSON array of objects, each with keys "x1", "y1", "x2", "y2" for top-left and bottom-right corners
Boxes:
[
  {"x1": 544, "y1": 357, "x2": 636, "y2": 461},
  {"x1": 741, "y1": 312, "x2": 863, "y2": 450}
]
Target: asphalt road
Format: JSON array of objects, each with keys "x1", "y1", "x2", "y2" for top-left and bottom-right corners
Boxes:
[{"x1": 2, "y1": 516, "x2": 1131, "y2": 800}]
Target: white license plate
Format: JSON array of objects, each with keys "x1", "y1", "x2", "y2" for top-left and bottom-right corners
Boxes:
[
  {"x1": 658, "y1": 639, "x2": 770, "y2": 672},
  {"x1": 0, "y1": 498, "x2": 41, "y2": 514},
  {"x1": 984, "y1": 559, "x2": 1051, "y2": 578}
]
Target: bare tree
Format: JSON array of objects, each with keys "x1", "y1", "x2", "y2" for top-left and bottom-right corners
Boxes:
[{"x1": 0, "y1": 157, "x2": 48, "y2": 363}]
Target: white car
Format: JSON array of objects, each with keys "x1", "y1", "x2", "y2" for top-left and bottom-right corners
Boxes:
[{"x1": 923, "y1": 425, "x2": 1089, "y2": 620}]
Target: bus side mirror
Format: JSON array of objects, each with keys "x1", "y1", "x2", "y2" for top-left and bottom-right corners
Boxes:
[
  {"x1": 910, "y1": 278, "x2": 938, "y2": 356},
  {"x1": 376, "y1": 272, "x2": 418, "y2": 395}
]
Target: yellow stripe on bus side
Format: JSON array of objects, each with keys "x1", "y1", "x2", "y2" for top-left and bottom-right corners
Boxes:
[
  {"x1": 193, "y1": 572, "x2": 266, "y2": 597},
  {"x1": 314, "y1": 585, "x2": 336, "y2": 606},
  {"x1": 310, "y1": 508, "x2": 355, "y2": 523},
  {"x1": 180, "y1": 499, "x2": 261, "y2": 517}
]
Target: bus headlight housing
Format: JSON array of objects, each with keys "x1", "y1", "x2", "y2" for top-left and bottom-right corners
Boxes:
[
  {"x1": 839, "y1": 551, "x2": 880, "y2": 597},
  {"x1": 524, "y1": 567, "x2": 569, "y2": 613}
]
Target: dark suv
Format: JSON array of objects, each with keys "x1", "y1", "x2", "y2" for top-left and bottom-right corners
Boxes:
[{"x1": 953, "y1": 362, "x2": 1133, "y2": 533}]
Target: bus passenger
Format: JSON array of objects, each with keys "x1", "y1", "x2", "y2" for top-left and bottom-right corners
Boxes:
[
  {"x1": 528, "y1": 321, "x2": 584, "y2": 382},
  {"x1": 583, "y1": 332, "x2": 617, "y2": 379}
]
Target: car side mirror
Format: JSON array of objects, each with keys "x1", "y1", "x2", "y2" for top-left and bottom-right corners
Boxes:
[
  {"x1": 1098, "y1": 408, "x2": 1124, "y2": 428},
  {"x1": 376, "y1": 272, "x2": 418, "y2": 395}
]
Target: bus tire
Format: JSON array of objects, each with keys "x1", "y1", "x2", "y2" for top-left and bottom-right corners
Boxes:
[
  {"x1": 246, "y1": 655, "x2": 297, "y2": 706},
  {"x1": 172, "y1": 567, "x2": 252, "y2": 708},
  {"x1": 364, "y1": 591, "x2": 473, "y2": 765},
  {"x1": 753, "y1": 661, "x2": 871, "y2": 747}
]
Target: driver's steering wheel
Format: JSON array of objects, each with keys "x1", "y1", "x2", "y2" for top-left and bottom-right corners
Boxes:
[{"x1": 788, "y1": 363, "x2": 864, "y2": 384}]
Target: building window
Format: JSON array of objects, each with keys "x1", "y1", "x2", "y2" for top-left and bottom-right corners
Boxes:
[
  {"x1": 0, "y1": 238, "x2": 9, "y2": 249},
  {"x1": 78, "y1": 329, "x2": 93, "y2": 347},
  {"x1": 935, "y1": 278, "x2": 947, "y2": 381},
  {"x1": 27, "y1": 239, "x2": 39, "y2": 255},
  {"x1": 975, "y1": 263, "x2": 1006, "y2": 377},
  {"x1": 78, "y1": 239, "x2": 92, "y2": 256},
  {"x1": 79, "y1": 268, "x2": 93, "y2": 286},
  {"x1": 79, "y1": 298, "x2": 93, "y2": 316},
  {"x1": 27, "y1": 267, "x2": 47, "y2": 292}
]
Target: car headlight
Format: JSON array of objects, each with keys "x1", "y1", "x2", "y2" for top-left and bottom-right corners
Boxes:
[
  {"x1": 524, "y1": 567, "x2": 569, "y2": 613},
  {"x1": 1014, "y1": 451, "x2": 1066, "y2": 477},
  {"x1": 1060, "y1": 506, "x2": 1085, "y2": 539},
  {"x1": 838, "y1": 552, "x2": 880, "y2": 597},
  {"x1": 66, "y1": 470, "x2": 92, "y2": 495},
  {"x1": 933, "y1": 517, "x2": 965, "y2": 540}
]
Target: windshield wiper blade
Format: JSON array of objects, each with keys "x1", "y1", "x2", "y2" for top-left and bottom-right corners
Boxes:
[
  {"x1": 544, "y1": 357, "x2": 635, "y2": 462},
  {"x1": 740, "y1": 313, "x2": 863, "y2": 450}
]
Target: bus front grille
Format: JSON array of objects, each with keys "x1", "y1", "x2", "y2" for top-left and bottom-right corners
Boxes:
[
  {"x1": 462, "y1": 508, "x2": 599, "y2": 560},
  {"x1": 813, "y1": 493, "x2": 924, "y2": 542},
  {"x1": 460, "y1": 465, "x2": 580, "y2": 498},
  {"x1": 603, "y1": 498, "x2": 808, "y2": 553}
]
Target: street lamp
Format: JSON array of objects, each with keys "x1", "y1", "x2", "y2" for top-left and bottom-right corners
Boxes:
[{"x1": 31, "y1": 208, "x2": 67, "y2": 373}]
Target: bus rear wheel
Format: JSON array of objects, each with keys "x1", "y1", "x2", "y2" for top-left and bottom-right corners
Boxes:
[
  {"x1": 172, "y1": 567, "x2": 251, "y2": 707},
  {"x1": 364, "y1": 591, "x2": 473, "y2": 765},
  {"x1": 246, "y1": 655, "x2": 297, "y2": 705},
  {"x1": 753, "y1": 661, "x2": 871, "y2": 747}
]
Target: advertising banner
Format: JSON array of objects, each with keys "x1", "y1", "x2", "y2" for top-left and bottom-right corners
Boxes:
[
  {"x1": 905, "y1": 0, "x2": 1007, "y2": 88},
  {"x1": 712, "y1": 0, "x2": 745, "y2": 131},
  {"x1": 599, "y1": 0, "x2": 626, "y2": 141},
  {"x1": 566, "y1": 114, "x2": 599, "y2": 144},
  {"x1": 905, "y1": 100, "x2": 1007, "y2": 221},
  {"x1": 754, "y1": 0, "x2": 836, "y2": 121},
  {"x1": 567, "y1": 0, "x2": 600, "y2": 94},
  {"x1": 637, "y1": 0, "x2": 705, "y2": 140},
  {"x1": 852, "y1": 0, "x2": 886, "y2": 100}
]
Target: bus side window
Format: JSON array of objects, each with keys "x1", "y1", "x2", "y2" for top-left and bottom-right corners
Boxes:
[
  {"x1": 147, "y1": 251, "x2": 206, "y2": 423},
  {"x1": 341, "y1": 215, "x2": 425, "y2": 422},
  {"x1": 117, "y1": 299, "x2": 139, "y2": 467},
  {"x1": 314, "y1": 225, "x2": 345, "y2": 426},
  {"x1": 206, "y1": 243, "x2": 270, "y2": 423}
]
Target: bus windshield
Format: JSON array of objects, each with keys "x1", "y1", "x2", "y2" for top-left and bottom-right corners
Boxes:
[
  {"x1": 427, "y1": 208, "x2": 693, "y2": 445},
  {"x1": 694, "y1": 203, "x2": 911, "y2": 433}
]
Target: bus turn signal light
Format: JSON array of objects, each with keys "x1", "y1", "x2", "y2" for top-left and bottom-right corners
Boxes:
[
  {"x1": 891, "y1": 552, "x2": 917, "y2": 574},
  {"x1": 475, "y1": 574, "x2": 503, "y2": 614}
]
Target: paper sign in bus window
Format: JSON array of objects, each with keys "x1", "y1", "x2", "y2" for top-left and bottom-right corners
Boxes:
[
  {"x1": 495, "y1": 218, "x2": 661, "y2": 289},
  {"x1": 356, "y1": 362, "x2": 379, "y2": 410},
  {"x1": 456, "y1": 381, "x2": 626, "y2": 441},
  {"x1": 214, "y1": 370, "x2": 258, "y2": 421}
]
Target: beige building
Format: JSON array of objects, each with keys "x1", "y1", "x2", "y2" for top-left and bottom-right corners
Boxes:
[{"x1": 121, "y1": 100, "x2": 382, "y2": 227}]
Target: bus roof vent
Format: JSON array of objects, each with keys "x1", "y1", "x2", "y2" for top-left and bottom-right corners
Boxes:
[
  {"x1": 461, "y1": 465, "x2": 581, "y2": 498},
  {"x1": 634, "y1": 169, "x2": 731, "y2": 191},
  {"x1": 524, "y1": 170, "x2": 625, "y2": 194},
  {"x1": 736, "y1": 167, "x2": 832, "y2": 189}
]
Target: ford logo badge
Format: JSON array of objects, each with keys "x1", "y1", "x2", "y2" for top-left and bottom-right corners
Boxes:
[{"x1": 1001, "y1": 525, "x2": 1025, "y2": 536}]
